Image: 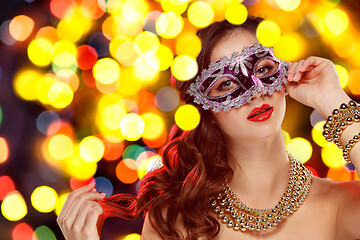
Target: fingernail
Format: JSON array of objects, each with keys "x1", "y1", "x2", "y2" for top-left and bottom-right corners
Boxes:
[
  {"x1": 292, "y1": 73, "x2": 297, "y2": 81},
  {"x1": 88, "y1": 182, "x2": 95, "y2": 187},
  {"x1": 100, "y1": 192, "x2": 106, "y2": 196}
]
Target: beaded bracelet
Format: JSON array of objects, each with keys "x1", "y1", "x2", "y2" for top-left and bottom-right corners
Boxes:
[
  {"x1": 322, "y1": 100, "x2": 360, "y2": 163},
  {"x1": 343, "y1": 132, "x2": 360, "y2": 163}
]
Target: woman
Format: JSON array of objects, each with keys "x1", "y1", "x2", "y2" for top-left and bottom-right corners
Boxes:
[{"x1": 57, "y1": 17, "x2": 360, "y2": 239}]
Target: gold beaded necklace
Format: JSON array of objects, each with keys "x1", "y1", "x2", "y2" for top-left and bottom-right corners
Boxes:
[{"x1": 210, "y1": 153, "x2": 313, "y2": 232}]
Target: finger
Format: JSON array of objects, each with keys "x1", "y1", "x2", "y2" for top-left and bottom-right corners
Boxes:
[
  {"x1": 72, "y1": 200, "x2": 98, "y2": 235},
  {"x1": 62, "y1": 192, "x2": 106, "y2": 229},
  {"x1": 83, "y1": 204, "x2": 103, "y2": 238},
  {"x1": 299, "y1": 56, "x2": 322, "y2": 72},
  {"x1": 292, "y1": 60, "x2": 304, "y2": 82},
  {"x1": 287, "y1": 61, "x2": 301, "y2": 81},
  {"x1": 58, "y1": 183, "x2": 96, "y2": 224}
]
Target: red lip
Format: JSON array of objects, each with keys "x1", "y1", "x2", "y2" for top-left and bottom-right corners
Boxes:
[{"x1": 247, "y1": 104, "x2": 274, "y2": 122}]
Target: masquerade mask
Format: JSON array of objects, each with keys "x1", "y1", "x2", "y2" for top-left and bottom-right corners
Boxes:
[{"x1": 187, "y1": 42, "x2": 288, "y2": 113}]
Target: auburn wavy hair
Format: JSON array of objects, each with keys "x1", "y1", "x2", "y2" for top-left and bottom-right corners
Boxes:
[{"x1": 97, "y1": 17, "x2": 264, "y2": 239}]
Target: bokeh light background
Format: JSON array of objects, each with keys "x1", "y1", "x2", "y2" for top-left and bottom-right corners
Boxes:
[{"x1": 0, "y1": 0, "x2": 360, "y2": 239}]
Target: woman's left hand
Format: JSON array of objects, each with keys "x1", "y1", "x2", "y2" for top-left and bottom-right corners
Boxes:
[{"x1": 284, "y1": 56, "x2": 347, "y2": 111}]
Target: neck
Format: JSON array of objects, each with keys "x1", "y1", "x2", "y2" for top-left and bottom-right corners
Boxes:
[{"x1": 227, "y1": 129, "x2": 290, "y2": 209}]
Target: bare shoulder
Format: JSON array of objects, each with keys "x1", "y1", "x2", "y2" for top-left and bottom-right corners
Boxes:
[
  {"x1": 311, "y1": 176, "x2": 360, "y2": 197},
  {"x1": 141, "y1": 206, "x2": 187, "y2": 240},
  {"x1": 141, "y1": 213, "x2": 162, "y2": 240}
]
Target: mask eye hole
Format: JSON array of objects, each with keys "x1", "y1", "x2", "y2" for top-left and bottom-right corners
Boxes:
[
  {"x1": 254, "y1": 59, "x2": 279, "y2": 78},
  {"x1": 208, "y1": 77, "x2": 239, "y2": 97}
]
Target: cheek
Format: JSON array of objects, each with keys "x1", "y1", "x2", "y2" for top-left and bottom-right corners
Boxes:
[{"x1": 213, "y1": 110, "x2": 248, "y2": 136}]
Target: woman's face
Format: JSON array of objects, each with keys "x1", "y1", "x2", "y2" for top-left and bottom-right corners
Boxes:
[{"x1": 209, "y1": 29, "x2": 287, "y2": 143}]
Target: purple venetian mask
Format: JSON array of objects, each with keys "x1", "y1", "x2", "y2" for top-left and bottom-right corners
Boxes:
[{"x1": 187, "y1": 42, "x2": 288, "y2": 113}]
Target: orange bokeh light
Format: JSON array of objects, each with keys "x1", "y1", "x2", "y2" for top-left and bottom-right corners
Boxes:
[
  {"x1": 0, "y1": 175, "x2": 16, "y2": 200},
  {"x1": 143, "y1": 129, "x2": 167, "y2": 149},
  {"x1": 0, "y1": 137, "x2": 9, "y2": 163},
  {"x1": 36, "y1": 26, "x2": 59, "y2": 43},
  {"x1": 9, "y1": 15, "x2": 34, "y2": 41},
  {"x1": 48, "y1": 121, "x2": 74, "y2": 139},
  {"x1": 76, "y1": 45, "x2": 98, "y2": 70},
  {"x1": 327, "y1": 167, "x2": 352, "y2": 181},
  {"x1": 50, "y1": 0, "x2": 75, "y2": 19},
  {"x1": 81, "y1": 0, "x2": 105, "y2": 20},
  {"x1": 116, "y1": 159, "x2": 139, "y2": 184},
  {"x1": 12, "y1": 222, "x2": 34, "y2": 240},
  {"x1": 70, "y1": 177, "x2": 94, "y2": 190},
  {"x1": 103, "y1": 138, "x2": 124, "y2": 161}
]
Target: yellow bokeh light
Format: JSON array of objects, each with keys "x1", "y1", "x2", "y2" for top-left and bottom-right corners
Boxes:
[
  {"x1": 286, "y1": 137, "x2": 312, "y2": 163},
  {"x1": 31, "y1": 186, "x2": 58, "y2": 213},
  {"x1": 121, "y1": 0, "x2": 148, "y2": 23},
  {"x1": 120, "y1": 113, "x2": 145, "y2": 141},
  {"x1": 79, "y1": 136, "x2": 105, "y2": 163},
  {"x1": 256, "y1": 20, "x2": 282, "y2": 47},
  {"x1": 123, "y1": 233, "x2": 141, "y2": 240},
  {"x1": 66, "y1": 154, "x2": 98, "y2": 180},
  {"x1": 28, "y1": 38, "x2": 53, "y2": 66},
  {"x1": 112, "y1": 40, "x2": 138, "y2": 66},
  {"x1": 118, "y1": 67, "x2": 143, "y2": 96},
  {"x1": 156, "y1": 12, "x2": 184, "y2": 39},
  {"x1": 282, "y1": 130, "x2": 291, "y2": 147},
  {"x1": 134, "y1": 31, "x2": 160, "y2": 54},
  {"x1": 156, "y1": 44, "x2": 174, "y2": 71},
  {"x1": 160, "y1": 0, "x2": 188, "y2": 15},
  {"x1": 55, "y1": 192, "x2": 69, "y2": 216},
  {"x1": 187, "y1": 1, "x2": 214, "y2": 28},
  {"x1": 321, "y1": 143, "x2": 346, "y2": 168},
  {"x1": 275, "y1": 0, "x2": 300, "y2": 11},
  {"x1": 48, "y1": 82, "x2": 74, "y2": 108},
  {"x1": 332, "y1": 33, "x2": 355, "y2": 58},
  {"x1": 56, "y1": 69, "x2": 80, "y2": 92},
  {"x1": 225, "y1": 3, "x2": 248, "y2": 25},
  {"x1": 52, "y1": 39, "x2": 77, "y2": 56},
  {"x1": 175, "y1": 32, "x2": 201, "y2": 58},
  {"x1": 93, "y1": 58, "x2": 121, "y2": 84},
  {"x1": 137, "y1": 155, "x2": 161, "y2": 179},
  {"x1": 134, "y1": 52, "x2": 161, "y2": 81},
  {"x1": 118, "y1": 16, "x2": 144, "y2": 36},
  {"x1": 335, "y1": 65, "x2": 349, "y2": 89},
  {"x1": 174, "y1": 104, "x2": 200, "y2": 131},
  {"x1": 53, "y1": 52, "x2": 77, "y2": 69},
  {"x1": 171, "y1": 55, "x2": 198, "y2": 81},
  {"x1": 48, "y1": 134, "x2": 74, "y2": 160},
  {"x1": 324, "y1": 9, "x2": 348, "y2": 35},
  {"x1": 311, "y1": 121, "x2": 332, "y2": 148},
  {"x1": 274, "y1": 33, "x2": 304, "y2": 61},
  {"x1": 102, "y1": 104, "x2": 127, "y2": 130},
  {"x1": 106, "y1": 0, "x2": 122, "y2": 14},
  {"x1": 348, "y1": 69, "x2": 360, "y2": 95},
  {"x1": 142, "y1": 112, "x2": 165, "y2": 140},
  {"x1": 1, "y1": 192, "x2": 27, "y2": 221},
  {"x1": 36, "y1": 73, "x2": 57, "y2": 105},
  {"x1": 13, "y1": 69, "x2": 42, "y2": 101},
  {"x1": 56, "y1": 9, "x2": 92, "y2": 42}
]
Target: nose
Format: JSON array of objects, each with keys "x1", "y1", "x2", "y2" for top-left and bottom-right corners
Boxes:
[{"x1": 251, "y1": 92, "x2": 264, "y2": 101}]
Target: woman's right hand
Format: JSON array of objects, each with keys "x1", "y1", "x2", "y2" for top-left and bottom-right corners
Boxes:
[{"x1": 57, "y1": 183, "x2": 106, "y2": 240}]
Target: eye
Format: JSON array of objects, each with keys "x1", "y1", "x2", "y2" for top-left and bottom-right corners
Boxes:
[
  {"x1": 216, "y1": 79, "x2": 237, "y2": 91},
  {"x1": 256, "y1": 65, "x2": 273, "y2": 76}
]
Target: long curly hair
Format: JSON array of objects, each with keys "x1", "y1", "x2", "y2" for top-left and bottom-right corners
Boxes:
[{"x1": 97, "y1": 17, "x2": 264, "y2": 239}]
